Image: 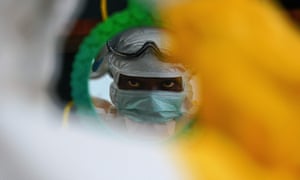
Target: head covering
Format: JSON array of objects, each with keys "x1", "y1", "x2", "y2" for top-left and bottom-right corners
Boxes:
[{"x1": 104, "y1": 27, "x2": 187, "y2": 83}]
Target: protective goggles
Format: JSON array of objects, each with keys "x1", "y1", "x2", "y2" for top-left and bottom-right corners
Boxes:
[{"x1": 106, "y1": 40, "x2": 170, "y2": 59}]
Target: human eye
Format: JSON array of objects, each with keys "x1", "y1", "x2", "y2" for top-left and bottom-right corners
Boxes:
[
  {"x1": 128, "y1": 80, "x2": 140, "y2": 88},
  {"x1": 162, "y1": 80, "x2": 175, "y2": 88}
]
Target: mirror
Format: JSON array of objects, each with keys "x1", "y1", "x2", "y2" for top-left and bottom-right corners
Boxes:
[{"x1": 87, "y1": 27, "x2": 199, "y2": 142}]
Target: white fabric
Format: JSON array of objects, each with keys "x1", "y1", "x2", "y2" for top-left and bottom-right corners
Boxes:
[{"x1": 0, "y1": 1, "x2": 182, "y2": 180}]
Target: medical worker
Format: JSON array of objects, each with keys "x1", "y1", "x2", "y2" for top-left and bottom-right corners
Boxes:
[{"x1": 92, "y1": 27, "x2": 196, "y2": 141}]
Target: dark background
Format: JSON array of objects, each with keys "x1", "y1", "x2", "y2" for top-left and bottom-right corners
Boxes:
[
  {"x1": 55, "y1": 0, "x2": 127, "y2": 104},
  {"x1": 55, "y1": 0, "x2": 300, "y2": 104}
]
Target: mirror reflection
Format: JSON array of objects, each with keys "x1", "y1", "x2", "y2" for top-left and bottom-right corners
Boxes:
[{"x1": 89, "y1": 27, "x2": 199, "y2": 141}]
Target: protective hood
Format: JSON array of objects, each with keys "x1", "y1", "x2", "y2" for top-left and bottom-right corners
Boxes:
[{"x1": 105, "y1": 27, "x2": 187, "y2": 82}]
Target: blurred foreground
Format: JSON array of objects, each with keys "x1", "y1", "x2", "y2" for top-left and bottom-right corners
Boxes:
[
  {"x1": 0, "y1": 0, "x2": 180, "y2": 179},
  {"x1": 162, "y1": 0, "x2": 300, "y2": 179},
  {"x1": 1, "y1": 0, "x2": 300, "y2": 179}
]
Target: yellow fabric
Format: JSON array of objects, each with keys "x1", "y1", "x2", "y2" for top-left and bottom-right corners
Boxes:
[
  {"x1": 62, "y1": 101, "x2": 73, "y2": 128},
  {"x1": 162, "y1": 0, "x2": 300, "y2": 179},
  {"x1": 100, "y1": 0, "x2": 108, "y2": 21}
]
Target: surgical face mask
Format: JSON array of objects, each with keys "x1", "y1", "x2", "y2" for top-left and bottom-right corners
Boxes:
[{"x1": 110, "y1": 84, "x2": 186, "y2": 123}]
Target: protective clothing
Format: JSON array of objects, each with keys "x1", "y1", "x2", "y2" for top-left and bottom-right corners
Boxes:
[
  {"x1": 94, "y1": 27, "x2": 190, "y2": 123},
  {"x1": 105, "y1": 27, "x2": 190, "y2": 123}
]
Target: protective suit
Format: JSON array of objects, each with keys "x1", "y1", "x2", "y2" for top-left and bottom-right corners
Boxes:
[{"x1": 92, "y1": 27, "x2": 195, "y2": 141}]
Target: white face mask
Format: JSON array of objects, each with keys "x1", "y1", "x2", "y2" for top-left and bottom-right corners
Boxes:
[{"x1": 110, "y1": 83, "x2": 186, "y2": 123}]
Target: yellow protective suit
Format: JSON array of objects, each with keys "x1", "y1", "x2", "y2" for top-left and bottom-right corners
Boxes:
[{"x1": 161, "y1": 0, "x2": 300, "y2": 179}]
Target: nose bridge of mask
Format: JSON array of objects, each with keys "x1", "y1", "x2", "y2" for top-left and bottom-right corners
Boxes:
[
  {"x1": 127, "y1": 93, "x2": 182, "y2": 112},
  {"x1": 149, "y1": 94, "x2": 183, "y2": 112}
]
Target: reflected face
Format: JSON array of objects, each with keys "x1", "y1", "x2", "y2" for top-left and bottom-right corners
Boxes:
[{"x1": 118, "y1": 74, "x2": 183, "y2": 92}]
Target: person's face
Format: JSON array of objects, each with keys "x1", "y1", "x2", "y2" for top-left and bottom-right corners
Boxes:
[{"x1": 118, "y1": 74, "x2": 183, "y2": 92}]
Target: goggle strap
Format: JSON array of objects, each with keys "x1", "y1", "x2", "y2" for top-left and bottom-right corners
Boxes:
[{"x1": 106, "y1": 40, "x2": 165, "y2": 58}]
